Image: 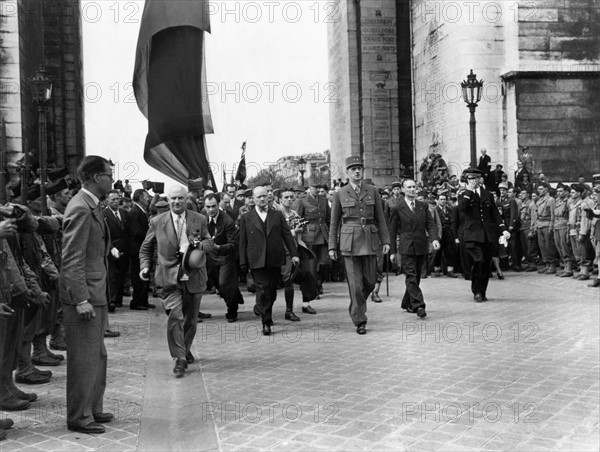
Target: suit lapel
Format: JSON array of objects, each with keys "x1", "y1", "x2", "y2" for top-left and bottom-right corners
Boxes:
[
  {"x1": 266, "y1": 209, "x2": 276, "y2": 235},
  {"x1": 249, "y1": 209, "x2": 264, "y2": 235},
  {"x1": 163, "y1": 213, "x2": 178, "y2": 248}
]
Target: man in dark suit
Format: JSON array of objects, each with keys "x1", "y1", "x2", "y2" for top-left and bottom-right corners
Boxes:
[
  {"x1": 239, "y1": 186, "x2": 299, "y2": 336},
  {"x1": 329, "y1": 156, "x2": 390, "y2": 334},
  {"x1": 60, "y1": 156, "x2": 114, "y2": 434},
  {"x1": 103, "y1": 190, "x2": 129, "y2": 312},
  {"x1": 204, "y1": 194, "x2": 244, "y2": 322},
  {"x1": 458, "y1": 168, "x2": 510, "y2": 302},
  {"x1": 451, "y1": 193, "x2": 472, "y2": 280},
  {"x1": 139, "y1": 185, "x2": 213, "y2": 378},
  {"x1": 477, "y1": 148, "x2": 492, "y2": 188},
  {"x1": 127, "y1": 189, "x2": 151, "y2": 310},
  {"x1": 389, "y1": 179, "x2": 440, "y2": 318}
]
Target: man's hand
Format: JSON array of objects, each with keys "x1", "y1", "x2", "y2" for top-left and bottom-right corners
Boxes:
[
  {"x1": 31, "y1": 291, "x2": 51, "y2": 309},
  {"x1": 76, "y1": 301, "x2": 96, "y2": 321},
  {"x1": 111, "y1": 247, "x2": 120, "y2": 259},
  {"x1": 382, "y1": 244, "x2": 390, "y2": 255},
  {"x1": 139, "y1": 268, "x2": 150, "y2": 281},
  {"x1": 328, "y1": 250, "x2": 338, "y2": 261},
  {"x1": 291, "y1": 256, "x2": 300, "y2": 266},
  {"x1": 0, "y1": 303, "x2": 14, "y2": 318},
  {"x1": 432, "y1": 240, "x2": 441, "y2": 251},
  {"x1": 455, "y1": 238, "x2": 460, "y2": 244},
  {"x1": 0, "y1": 219, "x2": 17, "y2": 239},
  {"x1": 390, "y1": 254, "x2": 397, "y2": 264},
  {"x1": 466, "y1": 179, "x2": 478, "y2": 191}
]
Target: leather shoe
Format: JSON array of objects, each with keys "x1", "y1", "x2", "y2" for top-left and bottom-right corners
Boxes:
[
  {"x1": 0, "y1": 394, "x2": 30, "y2": 411},
  {"x1": 371, "y1": 292, "x2": 382, "y2": 303},
  {"x1": 15, "y1": 373, "x2": 50, "y2": 385},
  {"x1": 68, "y1": 422, "x2": 106, "y2": 434},
  {"x1": 285, "y1": 311, "x2": 300, "y2": 321},
  {"x1": 108, "y1": 303, "x2": 116, "y2": 313},
  {"x1": 474, "y1": 293, "x2": 483, "y2": 303},
  {"x1": 356, "y1": 325, "x2": 366, "y2": 335},
  {"x1": 416, "y1": 307, "x2": 427, "y2": 318},
  {"x1": 46, "y1": 350, "x2": 64, "y2": 361},
  {"x1": 0, "y1": 418, "x2": 14, "y2": 429},
  {"x1": 32, "y1": 367, "x2": 52, "y2": 377},
  {"x1": 7, "y1": 384, "x2": 37, "y2": 402},
  {"x1": 262, "y1": 324, "x2": 271, "y2": 336},
  {"x1": 93, "y1": 412, "x2": 114, "y2": 423},
  {"x1": 186, "y1": 351, "x2": 195, "y2": 364},
  {"x1": 104, "y1": 330, "x2": 121, "y2": 338},
  {"x1": 147, "y1": 303, "x2": 156, "y2": 309},
  {"x1": 497, "y1": 273, "x2": 505, "y2": 280},
  {"x1": 253, "y1": 305, "x2": 260, "y2": 317},
  {"x1": 482, "y1": 295, "x2": 488, "y2": 301},
  {"x1": 32, "y1": 356, "x2": 61, "y2": 367},
  {"x1": 173, "y1": 359, "x2": 186, "y2": 378},
  {"x1": 302, "y1": 306, "x2": 317, "y2": 315},
  {"x1": 130, "y1": 306, "x2": 148, "y2": 311},
  {"x1": 446, "y1": 271, "x2": 458, "y2": 278},
  {"x1": 403, "y1": 306, "x2": 416, "y2": 313},
  {"x1": 50, "y1": 340, "x2": 67, "y2": 351},
  {"x1": 198, "y1": 312, "x2": 212, "y2": 319},
  {"x1": 588, "y1": 279, "x2": 600, "y2": 288},
  {"x1": 227, "y1": 316, "x2": 237, "y2": 323}
]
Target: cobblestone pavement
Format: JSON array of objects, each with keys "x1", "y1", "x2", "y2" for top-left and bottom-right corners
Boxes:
[{"x1": 1, "y1": 272, "x2": 598, "y2": 451}]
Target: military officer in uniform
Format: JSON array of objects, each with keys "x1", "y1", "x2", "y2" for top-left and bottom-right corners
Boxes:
[
  {"x1": 458, "y1": 168, "x2": 510, "y2": 302},
  {"x1": 294, "y1": 181, "x2": 331, "y2": 299},
  {"x1": 329, "y1": 156, "x2": 390, "y2": 335}
]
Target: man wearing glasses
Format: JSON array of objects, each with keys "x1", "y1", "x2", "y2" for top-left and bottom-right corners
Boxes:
[
  {"x1": 329, "y1": 156, "x2": 390, "y2": 335},
  {"x1": 458, "y1": 168, "x2": 510, "y2": 302}
]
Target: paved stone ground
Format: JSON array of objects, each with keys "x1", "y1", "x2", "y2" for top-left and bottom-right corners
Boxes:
[{"x1": 1, "y1": 271, "x2": 598, "y2": 451}]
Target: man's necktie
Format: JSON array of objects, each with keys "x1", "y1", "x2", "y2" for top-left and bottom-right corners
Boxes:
[
  {"x1": 410, "y1": 201, "x2": 415, "y2": 211},
  {"x1": 355, "y1": 185, "x2": 360, "y2": 196},
  {"x1": 115, "y1": 210, "x2": 121, "y2": 222},
  {"x1": 208, "y1": 218, "x2": 216, "y2": 236}
]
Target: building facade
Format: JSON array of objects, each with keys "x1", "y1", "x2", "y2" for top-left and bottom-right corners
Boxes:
[
  {"x1": 0, "y1": 0, "x2": 85, "y2": 183},
  {"x1": 328, "y1": 0, "x2": 600, "y2": 185}
]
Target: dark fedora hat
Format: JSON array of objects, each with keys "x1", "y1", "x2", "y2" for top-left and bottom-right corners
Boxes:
[{"x1": 182, "y1": 244, "x2": 206, "y2": 275}]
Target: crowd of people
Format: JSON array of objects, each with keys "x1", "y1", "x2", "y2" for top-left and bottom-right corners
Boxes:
[{"x1": 0, "y1": 149, "x2": 598, "y2": 438}]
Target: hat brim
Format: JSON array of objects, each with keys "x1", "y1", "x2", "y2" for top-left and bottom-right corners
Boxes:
[{"x1": 182, "y1": 245, "x2": 206, "y2": 275}]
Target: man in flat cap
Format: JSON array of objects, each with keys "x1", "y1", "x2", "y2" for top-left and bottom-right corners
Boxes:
[
  {"x1": 329, "y1": 156, "x2": 390, "y2": 334},
  {"x1": 458, "y1": 168, "x2": 510, "y2": 302}
]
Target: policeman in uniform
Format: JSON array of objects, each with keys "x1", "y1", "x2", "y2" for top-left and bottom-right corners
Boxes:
[
  {"x1": 497, "y1": 182, "x2": 520, "y2": 271},
  {"x1": 329, "y1": 156, "x2": 390, "y2": 334},
  {"x1": 293, "y1": 181, "x2": 330, "y2": 299}
]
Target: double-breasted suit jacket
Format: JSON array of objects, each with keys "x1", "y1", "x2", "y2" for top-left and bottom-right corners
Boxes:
[
  {"x1": 238, "y1": 208, "x2": 298, "y2": 270},
  {"x1": 139, "y1": 210, "x2": 212, "y2": 295},
  {"x1": 329, "y1": 183, "x2": 390, "y2": 256},
  {"x1": 60, "y1": 190, "x2": 110, "y2": 306},
  {"x1": 389, "y1": 198, "x2": 438, "y2": 256},
  {"x1": 458, "y1": 188, "x2": 506, "y2": 243},
  {"x1": 206, "y1": 211, "x2": 237, "y2": 266}
]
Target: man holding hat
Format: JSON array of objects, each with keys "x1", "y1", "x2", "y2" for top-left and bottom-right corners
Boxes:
[
  {"x1": 458, "y1": 168, "x2": 510, "y2": 302},
  {"x1": 139, "y1": 185, "x2": 214, "y2": 378},
  {"x1": 329, "y1": 156, "x2": 390, "y2": 334}
]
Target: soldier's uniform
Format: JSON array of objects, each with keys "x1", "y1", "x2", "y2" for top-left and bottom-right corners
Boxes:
[
  {"x1": 432, "y1": 201, "x2": 457, "y2": 276},
  {"x1": 553, "y1": 186, "x2": 574, "y2": 277},
  {"x1": 329, "y1": 156, "x2": 390, "y2": 331},
  {"x1": 518, "y1": 197, "x2": 537, "y2": 271},
  {"x1": 535, "y1": 190, "x2": 558, "y2": 272},
  {"x1": 497, "y1": 184, "x2": 520, "y2": 270},
  {"x1": 294, "y1": 185, "x2": 330, "y2": 293},
  {"x1": 574, "y1": 186, "x2": 596, "y2": 280}
]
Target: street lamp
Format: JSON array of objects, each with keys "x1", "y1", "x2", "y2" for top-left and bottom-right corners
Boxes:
[
  {"x1": 297, "y1": 157, "x2": 307, "y2": 187},
  {"x1": 29, "y1": 67, "x2": 52, "y2": 213},
  {"x1": 461, "y1": 69, "x2": 483, "y2": 168}
]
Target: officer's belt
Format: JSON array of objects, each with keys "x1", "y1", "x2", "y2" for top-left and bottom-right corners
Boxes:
[
  {"x1": 538, "y1": 216, "x2": 551, "y2": 221},
  {"x1": 342, "y1": 217, "x2": 375, "y2": 225}
]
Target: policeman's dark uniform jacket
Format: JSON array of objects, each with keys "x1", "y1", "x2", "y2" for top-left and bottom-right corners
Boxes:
[
  {"x1": 434, "y1": 200, "x2": 456, "y2": 269},
  {"x1": 294, "y1": 187, "x2": 330, "y2": 291},
  {"x1": 457, "y1": 169, "x2": 507, "y2": 301},
  {"x1": 329, "y1": 156, "x2": 390, "y2": 330}
]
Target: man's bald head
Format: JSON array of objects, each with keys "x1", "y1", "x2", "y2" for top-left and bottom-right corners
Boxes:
[{"x1": 167, "y1": 185, "x2": 188, "y2": 214}]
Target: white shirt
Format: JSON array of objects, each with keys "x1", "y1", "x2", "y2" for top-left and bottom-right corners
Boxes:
[
  {"x1": 256, "y1": 208, "x2": 268, "y2": 222},
  {"x1": 170, "y1": 211, "x2": 190, "y2": 253}
]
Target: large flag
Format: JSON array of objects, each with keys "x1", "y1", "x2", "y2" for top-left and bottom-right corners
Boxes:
[
  {"x1": 234, "y1": 141, "x2": 247, "y2": 185},
  {"x1": 133, "y1": 0, "x2": 213, "y2": 185}
]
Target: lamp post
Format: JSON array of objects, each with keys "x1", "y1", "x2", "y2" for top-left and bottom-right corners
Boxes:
[
  {"x1": 297, "y1": 157, "x2": 306, "y2": 187},
  {"x1": 30, "y1": 67, "x2": 53, "y2": 213},
  {"x1": 461, "y1": 69, "x2": 483, "y2": 168}
]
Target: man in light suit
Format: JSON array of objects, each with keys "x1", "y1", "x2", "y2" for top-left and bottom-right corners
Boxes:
[
  {"x1": 103, "y1": 190, "x2": 129, "y2": 312},
  {"x1": 60, "y1": 156, "x2": 114, "y2": 434},
  {"x1": 239, "y1": 186, "x2": 299, "y2": 336},
  {"x1": 389, "y1": 179, "x2": 440, "y2": 318},
  {"x1": 329, "y1": 156, "x2": 390, "y2": 335},
  {"x1": 139, "y1": 185, "x2": 213, "y2": 378}
]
